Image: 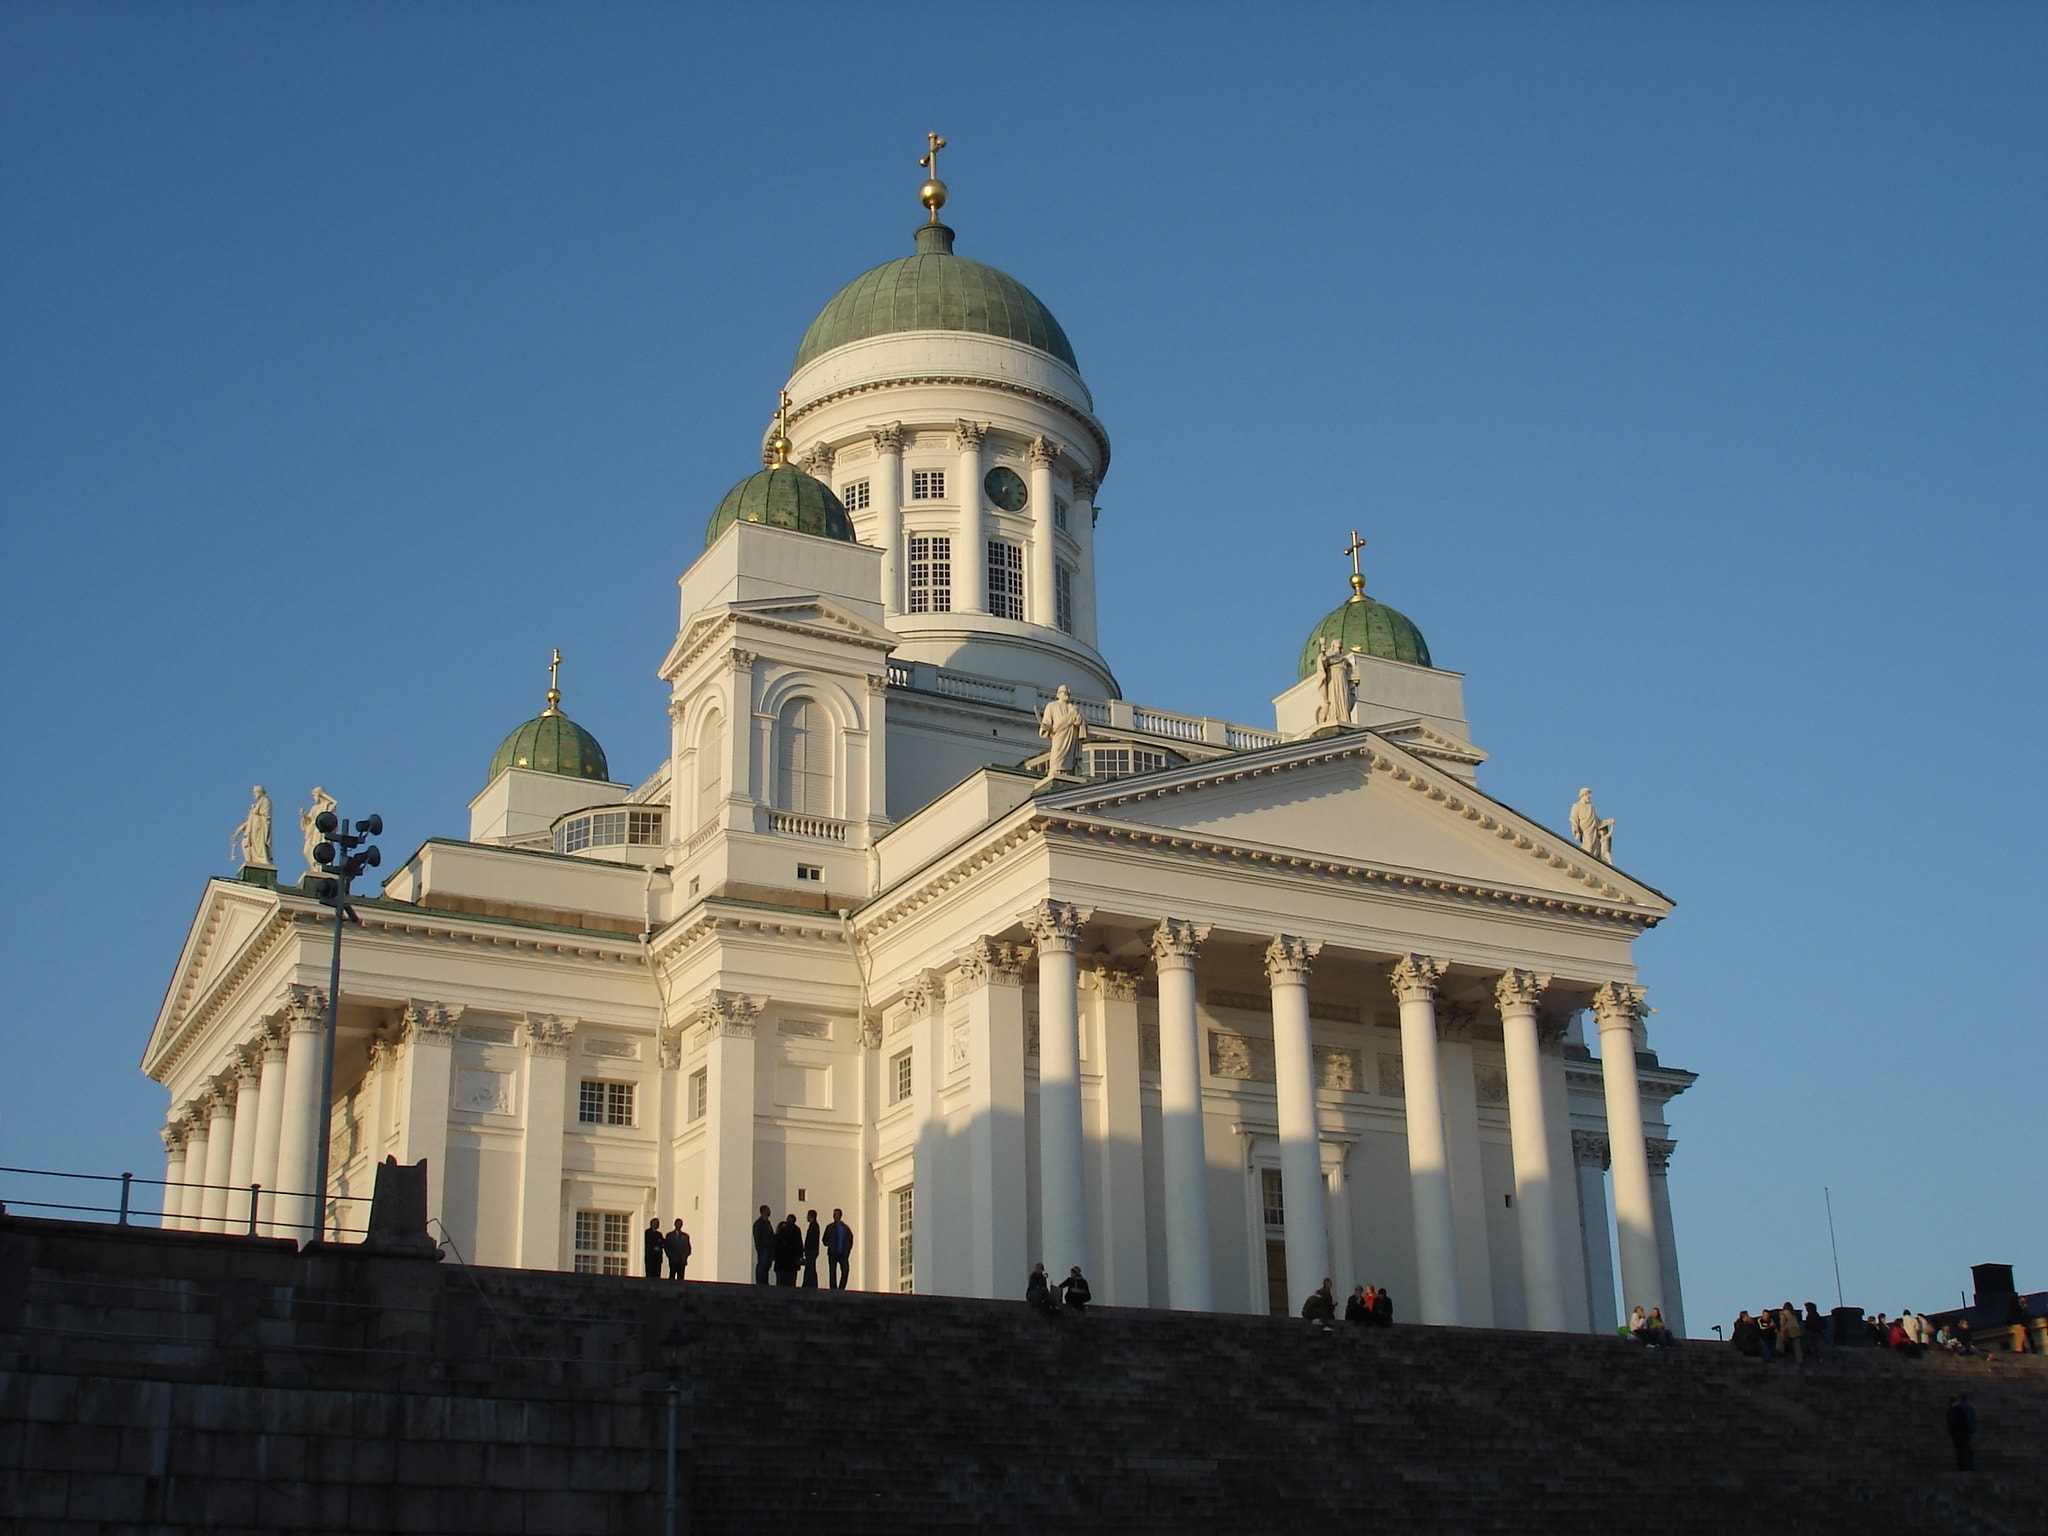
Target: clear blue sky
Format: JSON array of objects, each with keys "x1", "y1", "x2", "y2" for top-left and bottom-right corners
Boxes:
[{"x1": 3, "y1": 2, "x2": 2041, "y2": 1331}]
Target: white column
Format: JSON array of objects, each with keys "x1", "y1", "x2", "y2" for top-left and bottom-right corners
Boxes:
[
  {"x1": 1026, "y1": 435, "x2": 1060, "y2": 629},
  {"x1": 911, "y1": 984, "x2": 944, "y2": 1293},
  {"x1": 197, "y1": 1084, "x2": 236, "y2": 1232},
  {"x1": 273, "y1": 986, "x2": 328, "y2": 1242},
  {"x1": 1023, "y1": 899, "x2": 1091, "y2": 1280},
  {"x1": 396, "y1": 1000, "x2": 457, "y2": 1232},
  {"x1": 1150, "y1": 919, "x2": 1214, "y2": 1311},
  {"x1": 1574, "y1": 1131, "x2": 1619, "y2": 1333},
  {"x1": 1592, "y1": 982, "x2": 1664, "y2": 1319},
  {"x1": 699, "y1": 992, "x2": 759, "y2": 1281},
  {"x1": 1070, "y1": 469, "x2": 1100, "y2": 647},
  {"x1": 1265, "y1": 935, "x2": 1328, "y2": 1313},
  {"x1": 954, "y1": 420, "x2": 986, "y2": 613},
  {"x1": 1391, "y1": 954, "x2": 1461, "y2": 1325},
  {"x1": 1540, "y1": 1024, "x2": 1592, "y2": 1331},
  {"x1": 873, "y1": 423, "x2": 905, "y2": 614},
  {"x1": 1092, "y1": 966, "x2": 1149, "y2": 1307},
  {"x1": 960, "y1": 944, "x2": 1029, "y2": 1299},
  {"x1": 178, "y1": 1111, "x2": 210, "y2": 1233},
  {"x1": 1435, "y1": 1006, "x2": 1494, "y2": 1325},
  {"x1": 249, "y1": 1027, "x2": 288, "y2": 1236},
  {"x1": 517, "y1": 1014, "x2": 573, "y2": 1270},
  {"x1": 1648, "y1": 1138, "x2": 1687, "y2": 1337},
  {"x1": 223, "y1": 1052, "x2": 262, "y2": 1236},
  {"x1": 159, "y1": 1121, "x2": 190, "y2": 1230},
  {"x1": 656, "y1": 1027, "x2": 681, "y2": 1234},
  {"x1": 1497, "y1": 969, "x2": 1568, "y2": 1331}
]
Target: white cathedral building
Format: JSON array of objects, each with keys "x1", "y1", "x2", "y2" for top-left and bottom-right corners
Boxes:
[{"x1": 143, "y1": 155, "x2": 1694, "y2": 1336}]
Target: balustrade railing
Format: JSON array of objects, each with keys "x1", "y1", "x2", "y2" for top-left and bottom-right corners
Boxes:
[{"x1": 769, "y1": 810, "x2": 848, "y2": 842}]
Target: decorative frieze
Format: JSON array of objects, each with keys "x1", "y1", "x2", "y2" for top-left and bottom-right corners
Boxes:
[
  {"x1": 1263, "y1": 935, "x2": 1320, "y2": 986},
  {"x1": 947, "y1": 1018, "x2": 970, "y2": 1072},
  {"x1": 1377, "y1": 1053, "x2": 1405, "y2": 1097},
  {"x1": 777, "y1": 1017, "x2": 833, "y2": 1040},
  {"x1": 1138, "y1": 1020, "x2": 1161, "y2": 1073},
  {"x1": 1389, "y1": 954, "x2": 1445, "y2": 1005},
  {"x1": 1474, "y1": 1065, "x2": 1510, "y2": 1106},
  {"x1": 1437, "y1": 1003, "x2": 1479, "y2": 1043},
  {"x1": 1313, "y1": 1044, "x2": 1362, "y2": 1092},
  {"x1": 1208, "y1": 1029, "x2": 1275, "y2": 1083},
  {"x1": 1204, "y1": 987, "x2": 1360, "y2": 1024},
  {"x1": 458, "y1": 1021, "x2": 516, "y2": 1045}
]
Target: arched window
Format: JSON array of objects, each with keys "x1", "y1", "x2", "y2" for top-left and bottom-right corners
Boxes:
[
  {"x1": 695, "y1": 712, "x2": 723, "y2": 830},
  {"x1": 774, "y1": 698, "x2": 831, "y2": 816}
]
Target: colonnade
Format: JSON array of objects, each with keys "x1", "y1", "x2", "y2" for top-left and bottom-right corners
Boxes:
[{"x1": 1010, "y1": 901, "x2": 1672, "y2": 1331}]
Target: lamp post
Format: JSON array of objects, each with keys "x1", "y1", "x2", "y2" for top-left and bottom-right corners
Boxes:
[
  {"x1": 660, "y1": 1319, "x2": 685, "y2": 1536},
  {"x1": 309, "y1": 807, "x2": 382, "y2": 1243}
]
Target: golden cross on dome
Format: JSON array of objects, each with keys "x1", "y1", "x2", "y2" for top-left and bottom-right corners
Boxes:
[
  {"x1": 543, "y1": 647, "x2": 563, "y2": 714},
  {"x1": 1343, "y1": 530, "x2": 1368, "y2": 599},
  {"x1": 918, "y1": 132, "x2": 949, "y2": 223},
  {"x1": 767, "y1": 389, "x2": 793, "y2": 466}
]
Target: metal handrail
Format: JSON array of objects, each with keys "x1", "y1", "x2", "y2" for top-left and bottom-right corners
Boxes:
[{"x1": 0, "y1": 1163, "x2": 370, "y2": 1238}]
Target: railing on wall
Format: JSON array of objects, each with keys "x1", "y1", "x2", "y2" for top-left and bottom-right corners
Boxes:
[
  {"x1": 768, "y1": 811, "x2": 848, "y2": 843},
  {"x1": 883, "y1": 661, "x2": 1285, "y2": 757},
  {"x1": 0, "y1": 1163, "x2": 370, "y2": 1241}
]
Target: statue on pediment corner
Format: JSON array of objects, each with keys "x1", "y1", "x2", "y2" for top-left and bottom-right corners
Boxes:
[
  {"x1": 231, "y1": 786, "x2": 273, "y2": 871},
  {"x1": 1570, "y1": 788, "x2": 1615, "y2": 863},
  {"x1": 300, "y1": 787, "x2": 337, "y2": 875}
]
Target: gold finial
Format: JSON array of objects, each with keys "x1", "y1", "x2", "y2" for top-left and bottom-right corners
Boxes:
[
  {"x1": 1343, "y1": 530, "x2": 1368, "y2": 600},
  {"x1": 543, "y1": 647, "x2": 563, "y2": 715},
  {"x1": 918, "y1": 132, "x2": 949, "y2": 223},
  {"x1": 766, "y1": 389, "x2": 793, "y2": 467}
]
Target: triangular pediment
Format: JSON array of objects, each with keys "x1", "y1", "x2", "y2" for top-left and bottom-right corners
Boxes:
[
  {"x1": 1041, "y1": 733, "x2": 1668, "y2": 914},
  {"x1": 142, "y1": 879, "x2": 285, "y2": 1075},
  {"x1": 662, "y1": 596, "x2": 896, "y2": 680}
]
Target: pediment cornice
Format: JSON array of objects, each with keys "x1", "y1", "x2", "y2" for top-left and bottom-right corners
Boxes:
[{"x1": 662, "y1": 596, "x2": 897, "y2": 683}]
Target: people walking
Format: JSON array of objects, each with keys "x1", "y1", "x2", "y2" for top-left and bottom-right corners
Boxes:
[
  {"x1": 802, "y1": 1210, "x2": 821, "y2": 1289},
  {"x1": 773, "y1": 1214, "x2": 804, "y2": 1286},
  {"x1": 753, "y1": 1206, "x2": 775, "y2": 1285},
  {"x1": 1057, "y1": 1265, "x2": 1092, "y2": 1312},
  {"x1": 664, "y1": 1219, "x2": 691, "y2": 1281},
  {"x1": 643, "y1": 1218, "x2": 666, "y2": 1280},
  {"x1": 823, "y1": 1208, "x2": 853, "y2": 1290},
  {"x1": 1946, "y1": 1394, "x2": 1976, "y2": 1471}
]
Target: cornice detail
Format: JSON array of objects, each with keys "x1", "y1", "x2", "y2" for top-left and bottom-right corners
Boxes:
[{"x1": 789, "y1": 378, "x2": 1111, "y2": 474}]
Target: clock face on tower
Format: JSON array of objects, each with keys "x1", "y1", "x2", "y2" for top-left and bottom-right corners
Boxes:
[{"x1": 983, "y1": 465, "x2": 1028, "y2": 513}]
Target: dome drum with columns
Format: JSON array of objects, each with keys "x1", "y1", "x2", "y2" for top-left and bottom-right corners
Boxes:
[{"x1": 143, "y1": 139, "x2": 1694, "y2": 1343}]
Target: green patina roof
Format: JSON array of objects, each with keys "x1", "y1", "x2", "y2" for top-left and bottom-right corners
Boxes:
[
  {"x1": 706, "y1": 463, "x2": 855, "y2": 548},
  {"x1": 489, "y1": 709, "x2": 610, "y2": 783},
  {"x1": 1299, "y1": 594, "x2": 1434, "y2": 678},
  {"x1": 794, "y1": 223, "x2": 1077, "y2": 372}
]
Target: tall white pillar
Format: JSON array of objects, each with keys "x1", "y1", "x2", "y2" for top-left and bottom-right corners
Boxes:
[
  {"x1": 1592, "y1": 982, "x2": 1664, "y2": 1319},
  {"x1": 1265, "y1": 935, "x2": 1328, "y2": 1313},
  {"x1": 1092, "y1": 966, "x2": 1149, "y2": 1307},
  {"x1": 1391, "y1": 954, "x2": 1461, "y2": 1325},
  {"x1": 1539, "y1": 1019, "x2": 1592, "y2": 1330},
  {"x1": 1023, "y1": 899, "x2": 1091, "y2": 1280},
  {"x1": 954, "y1": 420, "x2": 986, "y2": 613},
  {"x1": 1574, "y1": 1131, "x2": 1619, "y2": 1333},
  {"x1": 1497, "y1": 969, "x2": 1568, "y2": 1331},
  {"x1": 1647, "y1": 1138, "x2": 1687, "y2": 1337},
  {"x1": 198, "y1": 1083, "x2": 236, "y2": 1232},
  {"x1": 1026, "y1": 435, "x2": 1060, "y2": 628},
  {"x1": 177, "y1": 1112, "x2": 208, "y2": 1234},
  {"x1": 1150, "y1": 919, "x2": 1214, "y2": 1311},
  {"x1": 396, "y1": 1000, "x2": 457, "y2": 1233},
  {"x1": 911, "y1": 982, "x2": 944, "y2": 1293},
  {"x1": 159, "y1": 1121, "x2": 190, "y2": 1230},
  {"x1": 872, "y1": 423, "x2": 905, "y2": 614},
  {"x1": 222, "y1": 1051, "x2": 262, "y2": 1236},
  {"x1": 657, "y1": 1027, "x2": 681, "y2": 1234},
  {"x1": 273, "y1": 985, "x2": 328, "y2": 1242},
  {"x1": 699, "y1": 992, "x2": 759, "y2": 1281},
  {"x1": 1435, "y1": 1006, "x2": 1495, "y2": 1325},
  {"x1": 959, "y1": 943, "x2": 1030, "y2": 1299},
  {"x1": 517, "y1": 1014, "x2": 573, "y2": 1270},
  {"x1": 249, "y1": 1026, "x2": 288, "y2": 1235},
  {"x1": 1070, "y1": 469, "x2": 1099, "y2": 647}
]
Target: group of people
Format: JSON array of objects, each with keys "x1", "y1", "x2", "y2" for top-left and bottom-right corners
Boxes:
[
  {"x1": 1627, "y1": 1305, "x2": 1677, "y2": 1347},
  {"x1": 752, "y1": 1206, "x2": 855, "y2": 1289},
  {"x1": 1026, "y1": 1263, "x2": 1092, "y2": 1312},
  {"x1": 1299, "y1": 1280, "x2": 1395, "y2": 1330},
  {"x1": 643, "y1": 1218, "x2": 691, "y2": 1280},
  {"x1": 1729, "y1": 1303, "x2": 1823, "y2": 1361}
]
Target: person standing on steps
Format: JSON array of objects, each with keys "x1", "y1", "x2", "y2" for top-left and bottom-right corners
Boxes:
[
  {"x1": 643, "y1": 1218, "x2": 666, "y2": 1280},
  {"x1": 773, "y1": 1213, "x2": 804, "y2": 1286},
  {"x1": 664, "y1": 1219, "x2": 691, "y2": 1281},
  {"x1": 753, "y1": 1206, "x2": 776, "y2": 1285},
  {"x1": 1946, "y1": 1393, "x2": 1976, "y2": 1471},
  {"x1": 1372, "y1": 1287, "x2": 1393, "y2": 1327},
  {"x1": 1057, "y1": 1265, "x2": 1092, "y2": 1312},
  {"x1": 802, "y1": 1210, "x2": 822, "y2": 1289},
  {"x1": 823, "y1": 1208, "x2": 854, "y2": 1290}
]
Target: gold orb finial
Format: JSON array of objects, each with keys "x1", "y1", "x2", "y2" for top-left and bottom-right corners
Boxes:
[
  {"x1": 1343, "y1": 530, "x2": 1369, "y2": 601},
  {"x1": 918, "y1": 132, "x2": 948, "y2": 223},
  {"x1": 766, "y1": 389, "x2": 793, "y2": 467},
  {"x1": 542, "y1": 647, "x2": 564, "y2": 715}
]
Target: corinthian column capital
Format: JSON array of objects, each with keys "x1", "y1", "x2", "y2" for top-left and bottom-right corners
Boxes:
[
  {"x1": 1020, "y1": 900, "x2": 1091, "y2": 954},
  {"x1": 1149, "y1": 918, "x2": 1210, "y2": 971},
  {"x1": 1494, "y1": 968, "x2": 1553, "y2": 1013},
  {"x1": 1071, "y1": 470, "x2": 1098, "y2": 500},
  {"x1": 282, "y1": 984, "x2": 328, "y2": 1033},
  {"x1": 1572, "y1": 1130, "x2": 1611, "y2": 1169},
  {"x1": 1590, "y1": 981, "x2": 1649, "y2": 1035},
  {"x1": 1645, "y1": 1136, "x2": 1676, "y2": 1174},
  {"x1": 953, "y1": 419, "x2": 986, "y2": 452},
  {"x1": 401, "y1": 999, "x2": 459, "y2": 1045},
  {"x1": 523, "y1": 1013, "x2": 574, "y2": 1056},
  {"x1": 1027, "y1": 434, "x2": 1061, "y2": 469},
  {"x1": 1389, "y1": 954, "x2": 1446, "y2": 1005},
  {"x1": 1263, "y1": 934, "x2": 1320, "y2": 986},
  {"x1": 871, "y1": 422, "x2": 904, "y2": 455}
]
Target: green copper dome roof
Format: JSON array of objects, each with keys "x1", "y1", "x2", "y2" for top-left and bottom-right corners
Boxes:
[
  {"x1": 794, "y1": 223, "x2": 1078, "y2": 372},
  {"x1": 1299, "y1": 594, "x2": 1434, "y2": 679},
  {"x1": 489, "y1": 708, "x2": 610, "y2": 784},
  {"x1": 705, "y1": 463, "x2": 855, "y2": 548}
]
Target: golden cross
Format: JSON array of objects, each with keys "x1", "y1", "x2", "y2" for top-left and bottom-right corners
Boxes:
[
  {"x1": 775, "y1": 389, "x2": 792, "y2": 440},
  {"x1": 545, "y1": 647, "x2": 562, "y2": 712},
  {"x1": 919, "y1": 132, "x2": 946, "y2": 179},
  {"x1": 1343, "y1": 530, "x2": 1368, "y2": 598}
]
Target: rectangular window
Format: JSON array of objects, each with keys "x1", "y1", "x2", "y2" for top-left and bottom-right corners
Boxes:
[
  {"x1": 987, "y1": 541, "x2": 1024, "y2": 621},
  {"x1": 574, "y1": 1209, "x2": 632, "y2": 1275},
  {"x1": 1261, "y1": 1168, "x2": 1286, "y2": 1228},
  {"x1": 907, "y1": 535, "x2": 951, "y2": 614},
  {"x1": 796, "y1": 863, "x2": 822, "y2": 882},
  {"x1": 589, "y1": 811, "x2": 627, "y2": 848},
  {"x1": 841, "y1": 478, "x2": 871, "y2": 511},
  {"x1": 1054, "y1": 496, "x2": 1069, "y2": 531},
  {"x1": 578, "y1": 1079, "x2": 635, "y2": 1127},
  {"x1": 688, "y1": 1069, "x2": 707, "y2": 1122},
  {"x1": 1055, "y1": 563, "x2": 1074, "y2": 634},
  {"x1": 910, "y1": 469, "x2": 946, "y2": 500},
  {"x1": 891, "y1": 1049, "x2": 913, "y2": 1105},
  {"x1": 1088, "y1": 746, "x2": 1170, "y2": 780},
  {"x1": 895, "y1": 1185, "x2": 915, "y2": 1292},
  {"x1": 627, "y1": 808, "x2": 664, "y2": 845}
]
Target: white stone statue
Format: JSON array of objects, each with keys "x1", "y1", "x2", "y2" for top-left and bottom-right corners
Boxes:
[
  {"x1": 300, "y1": 786, "x2": 337, "y2": 874},
  {"x1": 1570, "y1": 787, "x2": 1614, "y2": 862},
  {"x1": 1314, "y1": 639, "x2": 1356, "y2": 728},
  {"x1": 230, "y1": 786, "x2": 273, "y2": 870},
  {"x1": 1036, "y1": 686, "x2": 1089, "y2": 783}
]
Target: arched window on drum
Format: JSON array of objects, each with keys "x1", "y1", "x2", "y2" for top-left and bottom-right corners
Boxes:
[
  {"x1": 774, "y1": 698, "x2": 831, "y2": 816},
  {"x1": 695, "y1": 711, "x2": 723, "y2": 831}
]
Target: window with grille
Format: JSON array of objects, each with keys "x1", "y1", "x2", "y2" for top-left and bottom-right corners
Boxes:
[
  {"x1": 578, "y1": 1079, "x2": 635, "y2": 1127},
  {"x1": 1055, "y1": 564, "x2": 1074, "y2": 634},
  {"x1": 1088, "y1": 746, "x2": 1170, "y2": 779},
  {"x1": 688, "y1": 1069, "x2": 707, "y2": 1122},
  {"x1": 1261, "y1": 1168, "x2": 1286, "y2": 1228},
  {"x1": 1054, "y1": 496, "x2": 1069, "y2": 531},
  {"x1": 890, "y1": 1049, "x2": 913, "y2": 1105},
  {"x1": 907, "y1": 535, "x2": 951, "y2": 614},
  {"x1": 894, "y1": 1186, "x2": 915, "y2": 1292},
  {"x1": 574, "y1": 1209, "x2": 632, "y2": 1275},
  {"x1": 841, "y1": 478, "x2": 871, "y2": 511},
  {"x1": 910, "y1": 469, "x2": 946, "y2": 500},
  {"x1": 987, "y1": 541, "x2": 1024, "y2": 621},
  {"x1": 774, "y1": 699, "x2": 831, "y2": 816},
  {"x1": 627, "y1": 808, "x2": 663, "y2": 845}
]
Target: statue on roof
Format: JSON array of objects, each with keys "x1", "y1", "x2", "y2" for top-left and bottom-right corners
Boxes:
[
  {"x1": 300, "y1": 786, "x2": 337, "y2": 875},
  {"x1": 1570, "y1": 788, "x2": 1615, "y2": 863},
  {"x1": 1037, "y1": 686, "x2": 1088, "y2": 784},
  {"x1": 231, "y1": 786, "x2": 273, "y2": 871},
  {"x1": 1314, "y1": 639, "x2": 1356, "y2": 728}
]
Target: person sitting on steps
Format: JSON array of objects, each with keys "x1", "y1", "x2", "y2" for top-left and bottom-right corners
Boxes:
[
  {"x1": 1057, "y1": 1265, "x2": 1092, "y2": 1312},
  {"x1": 1344, "y1": 1285, "x2": 1370, "y2": 1325},
  {"x1": 1025, "y1": 1262, "x2": 1059, "y2": 1314},
  {"x1": 1301, "y1": 1279, "x2": 1337, "y2": 1332}
]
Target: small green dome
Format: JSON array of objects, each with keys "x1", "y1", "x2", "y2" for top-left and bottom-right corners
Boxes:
[
  {"x1": 489, "y1": 709, "x2": 610, "y2": 783},
  {"x1": 706, "y1": 463, "x2": 855, "y2": 548},
  {"x1": 794, "y1": 223, "x2": 1078, "y2": 373},
  {"x1": 1299, "y1": 594, "x2": 1434, "y2": 679}
]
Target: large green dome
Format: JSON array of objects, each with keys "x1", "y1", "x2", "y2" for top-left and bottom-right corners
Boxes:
[
  {"x1": 794, "y1": 223, "x2": 1077, "y2": 372},
  {"x1": 1299, "y1": 593, "x2": 1434, "y2": 678},
  {"x1": 489, "y1": 708, "x2": 610, "y2": 783},
  {"x1": 705, "y1": 463, "x2": 855, "y2": 548}
]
